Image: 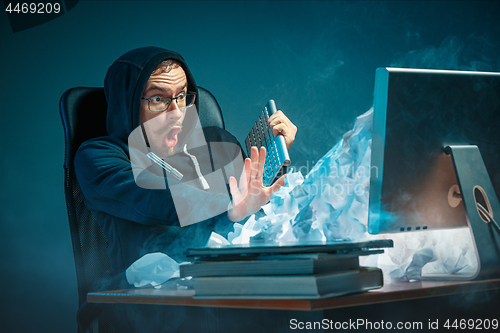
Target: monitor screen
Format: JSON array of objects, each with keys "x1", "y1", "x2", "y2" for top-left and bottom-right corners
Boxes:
[{"x1": 368, "y1": 68, "x2": 500, "y2": 234}]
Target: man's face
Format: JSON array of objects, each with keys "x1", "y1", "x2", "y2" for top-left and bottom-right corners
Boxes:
[{"x1": 140, "y1": 65, "x2": 188, "y2": 157}]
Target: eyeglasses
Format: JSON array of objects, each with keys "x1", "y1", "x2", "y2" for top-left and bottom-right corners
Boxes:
[{"x1": 141, "y1": 92, "x2": 197, "y2": 112}]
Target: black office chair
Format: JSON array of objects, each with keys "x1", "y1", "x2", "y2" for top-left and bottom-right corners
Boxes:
[{"x1": 60, "y1": 86, "x2": 225, "y2": 332}]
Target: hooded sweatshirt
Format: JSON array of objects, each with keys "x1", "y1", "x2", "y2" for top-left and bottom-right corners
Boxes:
[{"x1": 74, "y1": 47, "x2": 243, "y2": 275}]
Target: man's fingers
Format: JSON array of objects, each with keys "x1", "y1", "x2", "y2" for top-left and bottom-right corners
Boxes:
[
  {"x1": 250, "y1": 146, "x2": 259, "y2": 180},
  {"x1": 268, "y1": 110, "x2": 297, "y2": 150},
  {"x1": 269, "y1": 110, "x2": 293, "y2": 129},
  {"x1": 272, "y1": 123, "x2": 287, "y2": 137},
  {"x1": 267, "y1": 110, "x2": 285, "y2": 124},
  {"x1": 258, "y1": 146, "x2": 266, "y2": 180},
  {"x1": 239, "y1": 158, "x2": 251, "y2": 191},
  {"x1": 229, "y1": 176, "x2": 239, "y2": 195},
  {"x1": 270, "y1": 174, "x2": 286, "y2": 194}
]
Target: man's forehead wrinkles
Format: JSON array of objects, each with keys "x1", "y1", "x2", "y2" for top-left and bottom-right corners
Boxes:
[
  {"x1": 145, "y1": 73, "x2": 187, "y2": 94},
  {"x1": 149, "y1": 76, "x2": 186, "y2": 84},
  {"x1": 149, "y1": 75, "x2": 187, "y2": 86}
]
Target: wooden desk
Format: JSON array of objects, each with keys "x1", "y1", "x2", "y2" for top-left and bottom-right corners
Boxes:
[
  {"x1": 88, "y1": 278, "x2": 500, "y2": 311},
  {"x1": 87, "y1": 278, "x2": 500, "y2": 332}
]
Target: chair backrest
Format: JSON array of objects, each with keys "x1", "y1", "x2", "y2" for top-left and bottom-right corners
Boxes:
[{"x1": 59, "y1": 86, "x2": 225, "y2": 330}]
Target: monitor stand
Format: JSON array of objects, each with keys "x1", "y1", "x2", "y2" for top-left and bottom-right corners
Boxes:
[{"x1": 446, "y1": 145, "x2": 500, "y2": 280}]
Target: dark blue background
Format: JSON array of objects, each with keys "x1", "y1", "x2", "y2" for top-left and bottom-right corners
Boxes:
[{"x1": 1, "y1": 1, "x2": 499, "y2": 331}]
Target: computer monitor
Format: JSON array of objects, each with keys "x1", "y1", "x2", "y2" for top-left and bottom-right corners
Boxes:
[{"x1": 368, "y1": 68, "x2": 500, "y2": 235}]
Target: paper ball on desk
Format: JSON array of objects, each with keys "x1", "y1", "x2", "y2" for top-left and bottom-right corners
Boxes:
[{"x1": 126, "y1": 252, "x2": 180, "y2": 288}]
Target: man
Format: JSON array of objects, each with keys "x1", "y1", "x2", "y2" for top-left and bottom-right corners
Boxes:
[{"x1": 74, "y1": 46, "x2": 297, "y2": 277}]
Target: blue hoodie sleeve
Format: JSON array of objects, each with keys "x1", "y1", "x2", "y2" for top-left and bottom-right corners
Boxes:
[{"x1": 74, "y1": 138, "x2": 230, "y2": 226}]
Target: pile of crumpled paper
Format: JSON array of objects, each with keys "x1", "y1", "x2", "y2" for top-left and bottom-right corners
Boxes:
[{"x1": 222, "y1": 108, "x2": 478, "y2": 281}]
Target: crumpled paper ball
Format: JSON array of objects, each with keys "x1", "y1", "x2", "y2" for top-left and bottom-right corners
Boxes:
[{"x1": 126, "y1": 252, "x2": 180, "y2": 288}]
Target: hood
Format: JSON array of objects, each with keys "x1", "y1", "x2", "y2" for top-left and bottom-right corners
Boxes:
[{"x1": 104, "y1": 46, "x2": 199, "y2": 145}]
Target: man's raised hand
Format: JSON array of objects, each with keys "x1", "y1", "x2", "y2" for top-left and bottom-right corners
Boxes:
[{"x1": 227, "y1": 146, "x2": 285, "y2": 222}]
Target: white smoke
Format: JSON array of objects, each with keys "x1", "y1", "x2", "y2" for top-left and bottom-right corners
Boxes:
[{"x1": 216, "y1": 106, "x2": 478, "y2": 281}]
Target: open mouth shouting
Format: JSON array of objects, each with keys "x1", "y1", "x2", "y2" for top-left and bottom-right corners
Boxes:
[{"x1": 164, "y1": 125, "x2": 182, "y2": 148}]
